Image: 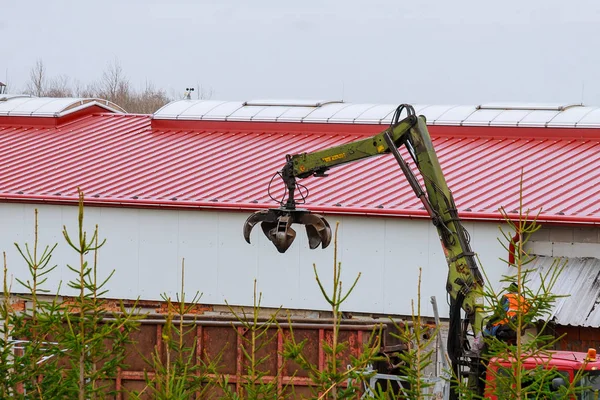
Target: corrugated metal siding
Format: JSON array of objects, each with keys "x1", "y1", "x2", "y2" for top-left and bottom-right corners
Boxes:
[
  {"x1": 1, "y1": 113, "x2": 600, "y2": 222},
  {"x1": 504, "y1": 256, "x2": 600, "y2": 327}
]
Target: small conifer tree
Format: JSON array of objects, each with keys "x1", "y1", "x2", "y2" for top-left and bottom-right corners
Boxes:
[
  {"x1": 454, "y1": 173, "x2": 583, "y2": 399},
  {"x1": 282, "y1": 222, "x2": 382, "y2": 399}
]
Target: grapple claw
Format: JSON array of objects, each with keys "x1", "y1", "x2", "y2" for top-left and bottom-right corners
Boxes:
[
  {"x1": 269, "y1": 215, "x2": 297, "y2": 253},
  {"x1": 243, "y1": 208, "x2": 332, "y2": 253},
  {"x1": 300, "y1": 213, "x2": 332, "y2": 249},
  {"x1": 260, "y1": 220, "x2": 278, "y2": 242},
  {"x1": 243, "y1": 210, "x2": 275, "y2": 244}
]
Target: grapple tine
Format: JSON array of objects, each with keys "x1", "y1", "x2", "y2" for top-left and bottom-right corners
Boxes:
[
  {"x1": 305, "y1": 225, "x2": 322, "y2": 249},
  {"x1": 320, "y1": 217, "x2": 332, "y2": 248},
  {"x1": 260, "y1": 220, "x2": 278, "y2": 241},
  {"x1": 268, "y1": 215, "x2": 297, "y2": 253},
  {"x1": 243, "y1": 210, "x2": 276, "y2": 244},
  {"x1": 300, "y1": 213, "x2": 332, "y2": 249}
]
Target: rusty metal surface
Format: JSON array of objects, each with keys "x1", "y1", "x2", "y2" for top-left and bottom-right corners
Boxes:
[
  {"x1": 501, "y1": 255, "x2": 600, "y2": 328},
  {"x1": 110, "y1": 316, "x2": 389, "y2": 399},
  {"x1": 555, "y1": 325, "x2": 600, "y2": 353}
]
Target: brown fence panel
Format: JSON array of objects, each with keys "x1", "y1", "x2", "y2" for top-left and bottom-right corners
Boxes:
[{"x1": 111, "y1": 315, "x2": 397, "y2": 399}]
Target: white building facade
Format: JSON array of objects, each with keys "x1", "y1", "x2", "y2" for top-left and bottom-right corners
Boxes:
[{"x1": 0, "y1": 202, "x2": 511, "y2": 317}]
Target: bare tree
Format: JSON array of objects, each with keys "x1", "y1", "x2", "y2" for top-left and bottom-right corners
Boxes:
[
  {"x1": 45, "y1": 75, "x2": 73, "y2": 97},
  {"x1": 126, "y1": 81, "x2": 170, "y2": 114},
  {"x1": 25, "y1": 59, "x2": 46, "y2": 96},
  {"x1": 196, "y1": 83, "x2": 214, "y2": 100},
  {"x1": 19, "y1": 58, "x2": 174, "y2": 113},
  {"x1": 73, "y1": 79, "x2": 99, "y2": 98},
  {"x1": 72, "y1": 79, "x2": 85, "y2": 97},
  {"x1": 99, "y1": 58, "x2": 129, "y2": 101}
]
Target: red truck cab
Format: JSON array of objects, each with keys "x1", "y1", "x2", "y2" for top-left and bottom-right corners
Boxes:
[{"x1": 485, "y1": 349, "x2": 600, "y2": 399}]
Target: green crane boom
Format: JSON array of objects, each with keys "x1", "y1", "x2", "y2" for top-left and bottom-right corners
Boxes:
[{"x1": 243, "y1": 104, "x2": 485, "y2": 397}]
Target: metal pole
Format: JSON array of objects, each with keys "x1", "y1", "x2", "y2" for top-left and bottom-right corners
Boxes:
[{"x1": 431, "y1": 296, "x2": 450, "y2": 400}]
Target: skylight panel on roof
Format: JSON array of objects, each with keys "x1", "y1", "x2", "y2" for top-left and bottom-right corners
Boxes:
[
  {"x1": 328, "y1": 104, "x2": 377, "y2": 123},
  {"x1": 546, "y1": 106, "x2": 597, "y2": 127},
  {"x1": 478, "y1": 103, "x2": 580, "y2": 111},
  {"x1": 31, "y1": 98, "x2": 85, "y2": 115},
  {"x1": 227, "y1": 105, "x2": 266, "y2": 121},
  {"x1": 0, "y1": 97, "x2": 123, "y2": 117},
  {"x1": 461, "y1": 109, "x2": 502, "y2": 126},
  {"x1": 302, "y1": 103, "x2": 352, "y2": 122},
  {"x1": 418, "y1": 105, "x2": 459, "y2": 124},
  {"x1": 178, "y1": 101, "x2": 227, "y2": 119},
  {"x1": 154, "y1": 100, "x2": 198, "y2": 119},
  {"x1": 489, "y1": 109, "x2": 533, "y2": 126},
  {"x1": 518, "y1": 110, "x2": 560, "y2": 126},
  {"x1": 0, "y1": 94, "x2": 31, "y2": 102},
  {"x1": 148, "y1": 100, "x2": 600, "y2": 128},
  {"x1": 200, "y1": 102, "x2": 244, "y2": 120},
  {"x1": 251, "y1": 106, "x2": 294, "y2": 121},
  {"x1": 356, "y1": 104, "x2": 397, "y2": 123},
  {"x1": 244, "y1": 99, "x2": 342, "y2": 107},
  {"x1": 0, "y1": 97, "x2": 35, "y2": 113},
  {"x1": 277, "y1": 106, "x2": 320, "y2": 122},
  {"x1": 576, "y1": 108, "x2": 600, "y2": 127},
  {"x1": 434, "y1": 105, "x2": 477, "y2": 125}
]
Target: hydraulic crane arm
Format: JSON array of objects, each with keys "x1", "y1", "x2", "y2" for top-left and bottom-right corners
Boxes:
[
  {"x1": 243, "y1": 104, "x2": 485, "y2": 396},
  {"x1": 287, "y1": 104, "x2": 418, "y2": 178}
]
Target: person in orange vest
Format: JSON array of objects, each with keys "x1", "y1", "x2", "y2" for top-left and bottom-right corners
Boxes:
[{"x1": 483, "y1": 282, "x2": 530, "y2": 340}]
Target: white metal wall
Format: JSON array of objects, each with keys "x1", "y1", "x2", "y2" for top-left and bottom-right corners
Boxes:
[{"x1": 0, "y1": 203, "x2": 511, "y2": 318}]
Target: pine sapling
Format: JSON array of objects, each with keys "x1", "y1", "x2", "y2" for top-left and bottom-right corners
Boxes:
[
  {"x1": 133, "y1": 259, "x2": 221, "y2": 400},
  {"x1": 219, "y1": 279, "x2": 287, "y2": 399},
  {"x1": 57, "y1": 189, "x2": 141, "y2": 399},
  {"x1": 282, "y1": 222, "x2": 382, "y2": 399}
]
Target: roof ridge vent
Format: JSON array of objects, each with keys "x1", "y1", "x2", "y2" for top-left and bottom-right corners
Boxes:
[
  {"x1": 477, "y1": 103, "x2": 582, "y2": 112},
  {"x1": 0, "y1": 94, "x2": 32, "y2": 102},
  {"x1": 0, "y1": 96, "x2": 125, "y2": 117},
  {"x1": 243, "y1": 99, "x2": 343, "y2": 108}
]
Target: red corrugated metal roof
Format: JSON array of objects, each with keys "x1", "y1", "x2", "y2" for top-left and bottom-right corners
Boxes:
[{"x1": 1, "y1": 113, "x2": 600, "y2": 224}]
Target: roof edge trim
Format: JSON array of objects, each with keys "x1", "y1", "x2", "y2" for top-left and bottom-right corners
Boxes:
[{"x1": 1, "y1": 194, "x2": 599, "y2": 225}]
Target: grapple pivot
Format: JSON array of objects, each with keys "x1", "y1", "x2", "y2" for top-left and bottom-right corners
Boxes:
[{"x1": 243, "y1": 208, "x2": 331, "y2": 253}]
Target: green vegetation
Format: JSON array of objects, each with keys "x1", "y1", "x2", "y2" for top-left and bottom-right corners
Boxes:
[
  {"x1": 282, "y1": 222, "x2": 383, "y2": 399},
  {"x1": 218, "y1": 280, "x2": 286, "y2": 399},
  {"x1": 381, "y1": 268, "x2": 437, "y2": 399},
  {"x1": 452, "y1": 174, "x2": 584, "y2": 399},
  {"x1": 0, "y1": 191, "x2": 140, "y2": 399},
  {"x1": 131, "y1": 261, "x2": 221, "y2": 399}
]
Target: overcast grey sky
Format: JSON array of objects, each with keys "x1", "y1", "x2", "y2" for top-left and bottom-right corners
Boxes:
[{"x1": 3, "y1": 0, "x2": 600, "y2": 106}]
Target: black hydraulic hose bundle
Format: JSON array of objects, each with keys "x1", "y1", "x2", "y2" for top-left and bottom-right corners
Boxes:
[
  {"x1": 448, "y1": 292, "x2": 466, "y2": 400},
  {"x1": 447, "y1": 292, "x2": 466, "y2": 365}
]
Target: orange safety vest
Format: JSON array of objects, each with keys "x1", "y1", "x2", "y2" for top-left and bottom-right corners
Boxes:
[{"x1": 493, "y1": 293, "x2": 529, "y2": 326}]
